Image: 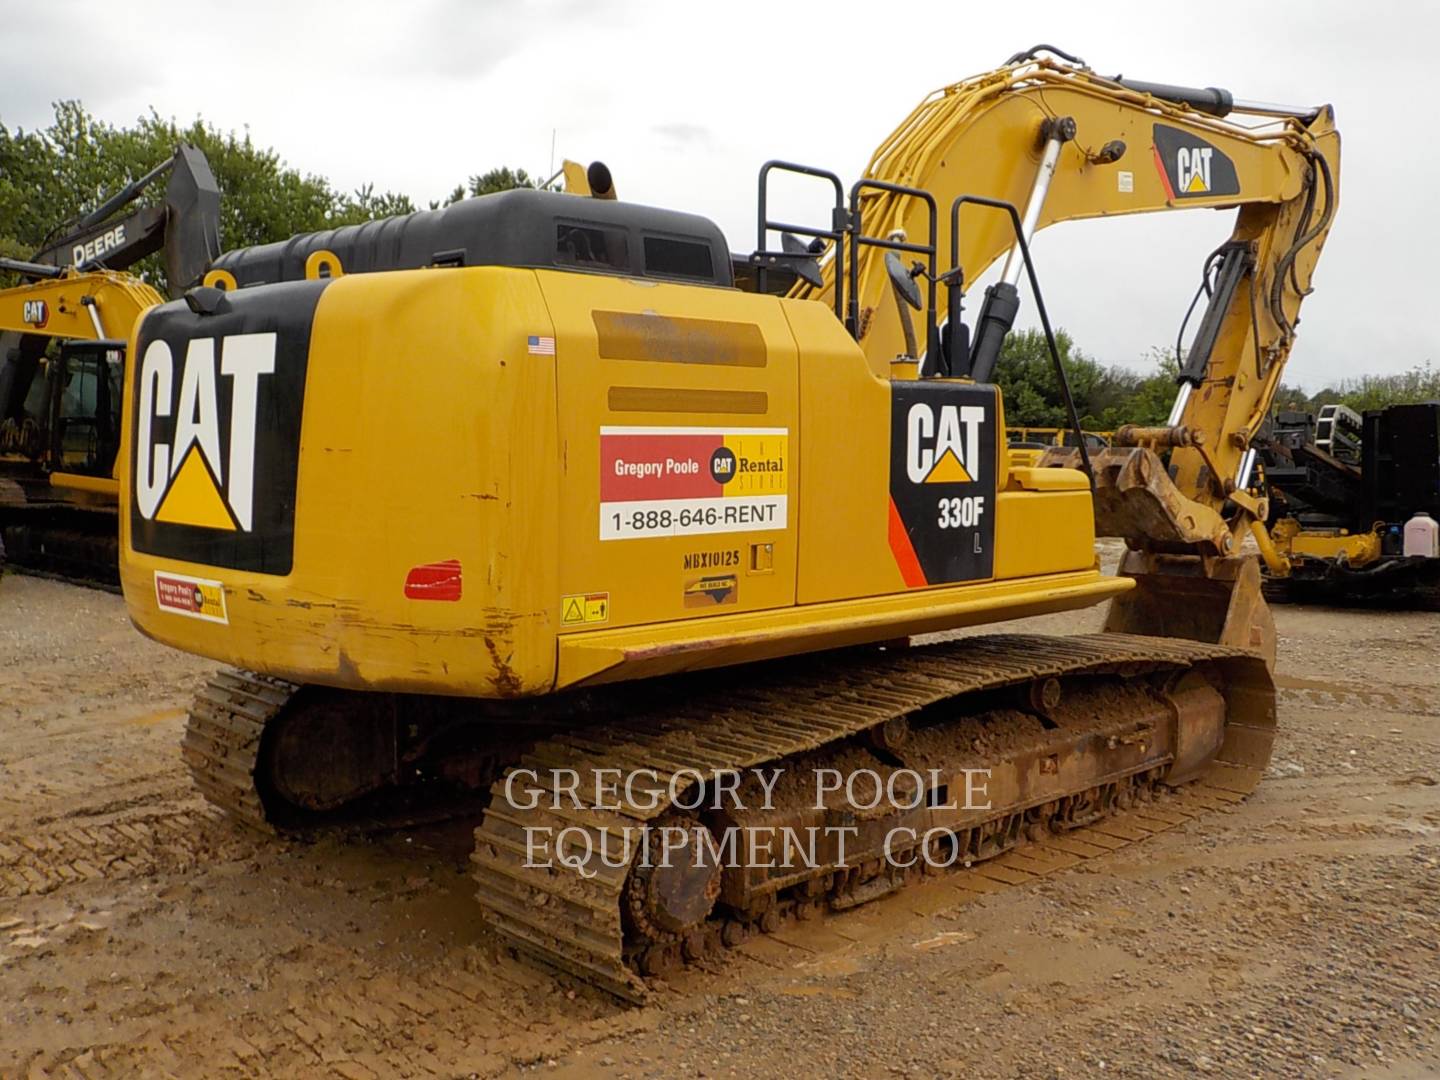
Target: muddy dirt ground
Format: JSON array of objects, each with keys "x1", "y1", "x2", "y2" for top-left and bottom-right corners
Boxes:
[{"x1": 1, "y1": 564, "x2": 1437, "y2": 1079}]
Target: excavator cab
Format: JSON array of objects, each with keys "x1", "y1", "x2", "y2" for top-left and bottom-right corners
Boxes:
[{"x1": 48, "y1": 339, "x2": 124, "y2": 479}]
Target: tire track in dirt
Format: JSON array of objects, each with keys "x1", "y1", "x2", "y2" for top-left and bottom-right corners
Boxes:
[
  {"x1": 1277, "y1": 675, "x2": 1440, "y2": 718},
  {"x1": 0, "y1": 805, "x2": 255, "y2": 900},
  {"x1": 14, "y1": 930, "x2": 627, "y2": 1080}
]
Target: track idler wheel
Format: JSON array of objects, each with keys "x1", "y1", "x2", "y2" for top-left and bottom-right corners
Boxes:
[
  {"x1": 623, "y1": 817, "x2": 722, "y2": 952},
  {"x1": 262, "y1": 688, "x2": 400, "y2": 812}
]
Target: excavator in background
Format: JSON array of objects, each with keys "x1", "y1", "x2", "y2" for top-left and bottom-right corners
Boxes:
[
  {"x1": 0, "y1": 145, "x2": 220, "y2": 583},
  {"x1": 1257, "y1": 402, "x2": 1440, "y2": 607},
  {"x1": 118, "y1": 48, "x2": 1338, "y2": 999}
]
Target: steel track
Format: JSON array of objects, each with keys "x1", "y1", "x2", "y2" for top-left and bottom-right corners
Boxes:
[
  {"x1": 470, "y1": 633, "x2": 1275, "y2": 1000},
  {"x1": 178, "y1": 635, "x2": 1274, "y2": 1002}
]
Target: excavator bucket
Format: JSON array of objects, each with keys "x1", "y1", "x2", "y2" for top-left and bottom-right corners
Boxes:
[
  {"x1": 1104, "y1": 550, "x2": 1276, "y2": 668},
  {"x1": 1041, "y1": 445, "x2": 1276, "y2": 667},
  {"x1": 1044, "y1": 445, "x2": 1233, "y2": 552}
]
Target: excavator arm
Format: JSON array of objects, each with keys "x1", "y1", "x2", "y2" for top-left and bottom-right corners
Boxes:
[
  {"x1": 0, "y1": 268, "x2": 163, "y2": 346},
  {"x1": 777, "y1": 51, "x2": 1339, "y2": 659},
  {"x1": 28, "y1": 143, "x2": 221, "y2": 298},
  {"x1": 1, "y1": 142, "x2": 220, "y2": 428}
]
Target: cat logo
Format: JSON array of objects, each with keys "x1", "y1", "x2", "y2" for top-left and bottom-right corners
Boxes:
[
  {"x1": 1152, "y1": 124, "x2": 1240, "y2": 201},
  {"x1": 1176, "y1": 145, "x2": 1214, "y2": 193},
  {"x1": 889, "y1": 384, "x2": 998, "y2": 587},
  {"x1": 22, "y1": 300, "x2": 47, "y2": 327},
  {"x1": 134, "y1": 332, "x2": 276, "y2": 532},
  {"x1": 130, "y1": 281, "x2": 319, "y2": 576},
  {"x1": 904, "y1": 402, "x2": 984, "y2": 485}
]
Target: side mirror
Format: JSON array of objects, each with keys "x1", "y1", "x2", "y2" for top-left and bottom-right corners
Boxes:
[
  {"x1": 884, "y1": 252, "x2": 924, "y2": 360},
  {"x1": 885, "y1": 251, "x2": 922, "y2": 310},
  {"x1": 781, "y1": 233, "x2": 824, "y2": 288}
]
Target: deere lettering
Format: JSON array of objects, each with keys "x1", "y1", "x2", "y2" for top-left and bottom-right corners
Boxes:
[
  {"x1": 135, "y1": 332, "x2": 276, "y2": 531},
  {"x1": 72, "y1": 223, "x2": 127, "y2": 265}
]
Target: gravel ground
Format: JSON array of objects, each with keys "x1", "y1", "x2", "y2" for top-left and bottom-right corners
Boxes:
[{"x1": 0, "y1": 565, "x2": 1437, "y2": 1079}]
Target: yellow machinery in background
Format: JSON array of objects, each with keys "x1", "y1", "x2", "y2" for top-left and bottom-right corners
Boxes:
[
  {"x1": 1007, "y1": 427, "x2": 1112, "y2": 468},
  {"x1": 0, "y1": 145, "x2": 219, "y2": 583},
  {"x1": 119, "y1": 47, "x2": 1338, "y2": 998},
  {"x1": 1008, "y1": 426, "x2": 1112, "y2": 447},
  {"x1": 1257, "y1": 403, "x2": 1440, "y2": 607},
  {"x1": 0, "y1": 267, "x2": 163, "y2": 580}
]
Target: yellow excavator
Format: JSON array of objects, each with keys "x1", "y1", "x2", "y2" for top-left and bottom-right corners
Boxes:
[
  {"x1": 0, "y1": 145, "x2": 220, "y2": 582},
  {"x1": 1257, "y1": 403, "x2": 1440, "y2": 607},
  {"x1": 118, "y1": 47, "x2": 1338, "y2": 999}
]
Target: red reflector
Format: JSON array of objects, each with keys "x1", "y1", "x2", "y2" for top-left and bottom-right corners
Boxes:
[{"x1": 404, "y1": 559, "x2": 462, "y2": 601}]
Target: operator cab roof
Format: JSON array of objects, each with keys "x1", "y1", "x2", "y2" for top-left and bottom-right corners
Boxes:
[{"x1": 209, "y1": 188, "x2": 734, "y2": 289}]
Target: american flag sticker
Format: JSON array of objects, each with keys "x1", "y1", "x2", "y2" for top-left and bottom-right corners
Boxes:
[{"x1": 527, "y1": 335, "x2": 556, "y2": 356}]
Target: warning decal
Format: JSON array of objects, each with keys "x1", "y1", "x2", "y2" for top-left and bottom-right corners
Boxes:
[
  {"x1": 599, "y1": 426, "x2": 787, "y2": 541},
  {"x1": 154, "y1": 570, "x2": 229, "y2": 624},
  {"x1": 562, "y1": 592, "x2": 610, "y2": 625}
]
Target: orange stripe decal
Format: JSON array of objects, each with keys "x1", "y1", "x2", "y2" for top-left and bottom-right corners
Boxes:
[
  {"x1": 1152, "y1": 144, "x2": 1175, "y2": 201},
  {"x1": 887, "y1": 496, "x2": 928, "y2": 588}
]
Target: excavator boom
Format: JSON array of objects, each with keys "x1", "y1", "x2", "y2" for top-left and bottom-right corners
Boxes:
[{"x1": 770, "y1": 52, "x2": 1337, "y2": 656}]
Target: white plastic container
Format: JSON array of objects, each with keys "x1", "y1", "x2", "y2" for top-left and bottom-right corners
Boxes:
[{"x1": 1403, "y1": 511, "x2": 1439, "y2": 557}]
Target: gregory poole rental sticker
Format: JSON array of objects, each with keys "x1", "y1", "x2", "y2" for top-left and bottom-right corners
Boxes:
[
  {"x1": 153, "y1": 570, "x2": 229, "y2": 624},
  {"x1": 598, "y1": 426, "x2": 787, "y2": 540}
]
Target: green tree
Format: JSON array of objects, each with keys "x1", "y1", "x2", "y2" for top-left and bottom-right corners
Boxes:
[
  {"x1": 432, "y1": 165, "x2": 556, "y2": 209},
  {"x1": 1330, "y1": 363, "x2": 1440, "y2": 412},
  {"x1": 1095, "y1": 346, "x2": 1180, "y2": 430},
  {"x1": 994, "y1": 327, "x2": 1436, "y2": 431},
  {"x1": 3, "y1": 100, "x2": 560, "y2": 290},
  {"x1": 1251, "y1": 364, "x2": 1439, "y2": 418},
  {"x1": 1, "y1": 101, "x2": 417, "y2": 292},
  {"x1": 992, "y1": 329, "x2": 1179, "y2": 429},
  {"x1": 992, "y1": 328, "x2": 1100, "y2": 428}
]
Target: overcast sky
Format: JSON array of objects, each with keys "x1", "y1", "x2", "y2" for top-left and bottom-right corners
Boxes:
[{"x1": 4, "y1": 0, "x2": 1433, "y2": 390}]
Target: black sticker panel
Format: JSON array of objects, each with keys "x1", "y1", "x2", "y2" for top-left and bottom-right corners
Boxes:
[
  {"x1": 888, "y1": 382, "x2": 998, "y2": 586},
  {"x1": 129, "y1": 280, "x2": 329, "y2": 575},
  {"x1": 1153, "y1": 123, "x2": 1240, "y2": 199}
]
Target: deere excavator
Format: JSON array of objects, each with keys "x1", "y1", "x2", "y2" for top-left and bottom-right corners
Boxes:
[
  {"x1": 117, "y1": 48, "x2": 1338, "y2": 1000},
  {"x1": 0, "y1": 145, "x2": 220, "y2": 583}
]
